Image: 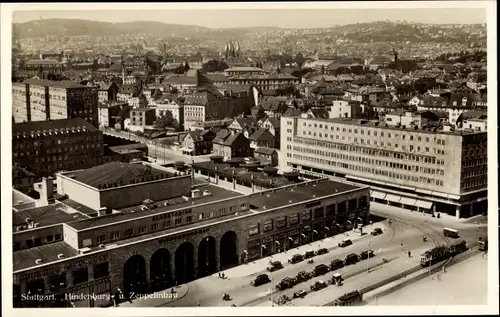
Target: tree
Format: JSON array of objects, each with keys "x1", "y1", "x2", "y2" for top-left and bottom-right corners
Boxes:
[
  {"x1": 154, "y1": 111, "x2": 174, "y2": 129},
  {"x1": 294, "y1": 52, "x2": 306, "y2": 68},
  {"x1": 201, "y1": 59, "x2": 229, "y2": 72}
]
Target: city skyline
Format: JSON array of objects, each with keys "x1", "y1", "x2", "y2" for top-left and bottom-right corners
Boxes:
[{"x1": 12, "y1": 7, "x2": 487, "y2": 29}]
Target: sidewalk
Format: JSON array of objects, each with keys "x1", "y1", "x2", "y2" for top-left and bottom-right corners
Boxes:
[
  {"x1": 221, "y1": 221, "x2": 388, "y2": 278},
  {"x1": 113, "y1": 285, "x2": 189, "y2": 307},
  {"x1": 370, "y1": 202, "x2": 487, "y2": 229}
]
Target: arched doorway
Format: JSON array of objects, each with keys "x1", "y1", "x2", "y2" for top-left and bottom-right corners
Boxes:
[
  {"x1": 175, "y1": 242, "x2": 195, "y2": 284},
  {"x1": 150, "y1": 248, "x2": 172, "y2": 292},
  {"x1": 220, "y1": 230, "x2": 238, "y2": 270},
  {"x1": 197, "y1": 236, "x2": 217, "y2": 278},
  {"x1": 123, "y1": 254, "x2": 147, "y2": 296}
]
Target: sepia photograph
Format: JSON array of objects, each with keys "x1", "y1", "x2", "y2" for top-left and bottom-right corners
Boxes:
[{"x1": 1, "y1": 1, "x2": 497, "y2": 316}]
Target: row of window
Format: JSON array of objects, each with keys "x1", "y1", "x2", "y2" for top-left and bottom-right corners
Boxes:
[
  {"x1": 293, "y1": 138, "x2": 445, "y2": 166},
  {"x1": 247, "y1": 199, "x2": 367, "y2": 237},
  {"x1": 462, "y1": 178, "x2": 487, "y2": 190},
  {"x1": 299, "y1": 129, "x2": 447, "y2": 155},
  {"x1": 301, "y1": 121, "x2": 447, "y2": 145},
  {"x1": 292, "y1": 154, "x2": 445, "y2": 187},
  {"x1": 292, "y1": 146, "x2": 446, "y2": 175},
  {"x1": 14, "y1": 233, "x2": 63, "y2": 251}
]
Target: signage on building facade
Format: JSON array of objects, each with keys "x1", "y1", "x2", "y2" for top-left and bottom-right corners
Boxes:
[{"x1": 18, "y1": 253, "x2": 108, "y2": 281}]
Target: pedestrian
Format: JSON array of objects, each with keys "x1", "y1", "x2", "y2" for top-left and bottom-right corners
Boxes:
[
  {"x1": 218, "y1": 272, "x2": 221, "y2": 278},
  {"x1": 408, "y1": 251, "x2": 411, "y2": 258},
  {"x1": 442, "y1": 266, "x2": 446, "y2": 273}
]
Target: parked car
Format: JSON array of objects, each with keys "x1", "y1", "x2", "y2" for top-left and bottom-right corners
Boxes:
[
  {"x1": 293, "y1": 289, "x2": 308, "y2": 298},
  {"x1": 344, "y1": 253, "x2": 359, "y2": 265},
  {"x1": 329, "y1": 259, "x2": 345, "y2": 271},
  {"x1": 371, "y1": 228, "x2": 383, "y2": 236},
  {"x1": 304, "y1": 250, "x2": 316, "y2": 259},
  {"x1": 267, "y1": 261, "x2": 284, "y2": 272},
  {"x1": 310, "y1": 280, "x2": 328, "y2": 291},
  {"x1": 276, "y1": 277, "x2": 296, "y2": 291},
  {"x1": 338, "y1": 239, "x2": 353, "y2": 248},
  {"x1": 313, "y1": 264, "x2": 330, "y2": 276},
  {"x1": 359, "y1": 250, "x2": 375, "y2": 260},
  {"x1": 316, "y1": 248, "x2": 329, "y2": 255},
  {"x1": 288, "y1": 254, "x2": 304, "y2": 264},
  {"x1": 251, "y1": 274, "x2": 270, "y2": 287}
]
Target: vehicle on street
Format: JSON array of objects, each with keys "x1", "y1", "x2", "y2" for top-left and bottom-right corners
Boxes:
[
  {"x1": 344, "y1": 253, "x2": 359, "y2": 265},
  {"x1": 288, "y1": 254, "x2": 304, "y2": 264},
  {"x1": 251, "y1": 274, "x2": 270, "y2": 287},
  {"x1": 276, "y1": 295, "x2": 290, "y2": 305},
  {"x1": 304, "y1": 250, "x2": 316, "y2": 259},
  {"x1": 478, "y1": 238, "x2": 488, "y2": 251},
  {"x1": 359, "y1": 250, "x2": 375, "y2": 260},
  {"x1": 293, "y1": 289, "x2": 308, "y2": 298},
  {"x1": 371, "y1": 228, "x2": 383, "y2": 236},
  {"x1": 443, "y1": 227, "x2": 459, "y2": 238},
  {"x1": 267, "y1": 261, "x2": 284, "y2": 272},
  {"x1": 296, "y1": 270, "x2": 313, "y2": 283},
  {"x1": 276, "y1": 277, "x2": 297, "y2": 291},
  {"x1": 329, "y1": 273, "x2": 343, "y2": 285},
  {"x1": 420, "y1": 240, "x2": 467, "y2": 267},
  {"x1": 316, "y1": 248, "x2": 329, "y2": 255},
  {"x1": 333, "y1": 290, "x2": 363, "y2": 306},
  {"x1": 329, "y1": 259, "x2": 345, "y2": 271},
  {"x1": 313, "y1": 264, "x2": 330, "y2": 276},
  {"x1": 310, "y1": 280, "x2": 328, "y2": 291},
  {"x1": 338, "y1": 239, "x2": 353, "y2": 247}
]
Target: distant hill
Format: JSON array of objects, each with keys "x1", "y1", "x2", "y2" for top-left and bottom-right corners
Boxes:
[
  {"x1": 13, "y1": 19, "x2": 486, "y2": 45},
  {"x1": 13, "y1": 19, "x2": 211, "y2": 38}
]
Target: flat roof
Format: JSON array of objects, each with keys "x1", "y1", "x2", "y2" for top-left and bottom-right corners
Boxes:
[
  {"x1": 12, "y1": 117, "x2": 98, "y2": 135},
  {"x1": 66, "y1": 184, "x2": 243, "y2": 231},
  {"x1": 13, "y1": 203, "x2": 90, "y2": 229},
  {"x1": 248, "y1": 180, "x2": 360, "y2": 211},
  {"x1": 22, "y1": 79, "x2": 87, "y2": 89},
  {"x1": 193, "y1": 161, "x2": 294, "y2": 188},
  {"x1": 59, "y1": 198, "x2": 98, "y2": 216},
  {"x1": 65, "y1": 162, "x2": 175, "y2": 189},
  {"x1": 286, "y1": 116, "x2": 485, "y2": 136},
  {"x1": 13, "y1": 190, "x2": 35, "y2": 205},
  {"x1": 13, "y1": 241, "x2": 79, "y2": 271}
]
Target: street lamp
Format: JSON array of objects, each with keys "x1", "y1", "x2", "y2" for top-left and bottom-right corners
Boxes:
[{"x1": 367, "y1": 241, "x2": 372, "y2": 273}]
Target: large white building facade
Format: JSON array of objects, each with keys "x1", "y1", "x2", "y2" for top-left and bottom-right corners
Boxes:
[{"x1": 280, "y1": 115, "x2": 487, "y2": 219}]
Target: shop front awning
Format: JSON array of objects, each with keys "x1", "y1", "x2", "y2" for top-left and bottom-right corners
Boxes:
[
  {"x1": 400, "y1": 197, "x2": 417, "y2": 206},
  {"x1": 371, "y1": 191, "x2": 387, "y2": 200},
  {"x1": 385, "y1": 194, "x2": 402, "y2": 203},
  {"x1": 415, "y1": 200, "x2": 433, "y2": 209}
]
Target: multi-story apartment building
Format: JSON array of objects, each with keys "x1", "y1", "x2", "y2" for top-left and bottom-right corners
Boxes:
[
  {"x1": 129, "y1": 108, "x2": 156, "y2": 131},
  {"x1": 280, "y1": 114, "x2": 487, "y2": 219},
  {"x1": 183, "y1": 89, "x2": 253, "y2": 130},
  {"x1": 228, "y1": 74, "x2": 300, "y2": 91},
  {"x1": 12, "y1": 82, "x2": 31, "y2": 123},
  {"x1": 12, "y1": 118, "x2": 104, "y2": 180},
  {"x1": 12, "y1": 79, "x2": 99, "y2": 128}
]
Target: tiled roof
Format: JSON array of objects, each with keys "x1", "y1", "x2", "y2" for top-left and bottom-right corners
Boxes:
[
  {"x1": 254, "y1": 147, "x2": 277, "y2": 155},
  {"x1": 13, "y1": 118, "x2": 98, "y2": 136},
  {"x1": 67, "y1": 162, "x2": 174, "y2": 189},
  {"x1": 223, "y1": 132, "x2": 247, "y2": 147},
  {"x1": 249, "y1": 128, "x2": 272, "y2": 141},
  {"x1": 26, "y1": 59, "x2": 62, "y2": 66}
]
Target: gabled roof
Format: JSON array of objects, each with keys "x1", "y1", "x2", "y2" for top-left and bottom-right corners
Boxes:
[
  {"x1": 248, "y1": 128, "x2": 274, "y2": 142},
  {"x1": 308, "y1": 108, "x2": 329, "y2": 119},
  {"x1": 255, "y1": 147, "x2": 277, "y2": 155},
  {"x1": 184, "y1": 130, "x2": 202, "y2": 142},
  {"x1": 13, "y1": 118, "x2": 97, "y2": 136},
  {"x1": 213, "y1": 129, "x2": 231, "y2": 144},
  {"x1": 263, "y1": 117, "x2": 280, "y2": 128},
  {"x1": 223, "y1": 132, "x2": 248, "y2": 147}
]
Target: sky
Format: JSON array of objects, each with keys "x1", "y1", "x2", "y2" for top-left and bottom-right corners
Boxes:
[{"x1": 11, "y1": 6, "x2": 487, "y2": 29}]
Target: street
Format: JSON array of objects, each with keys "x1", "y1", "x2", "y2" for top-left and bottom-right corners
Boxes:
[
  {"x1": 158, "y1": 214, "x2": 460, "y2": 307},
  {"x1": 147, "y1": 143, "x2": 213, "y2": 165},
  {"x1": 114, "y1": 195, "x2": 487, "y2": 308}
]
